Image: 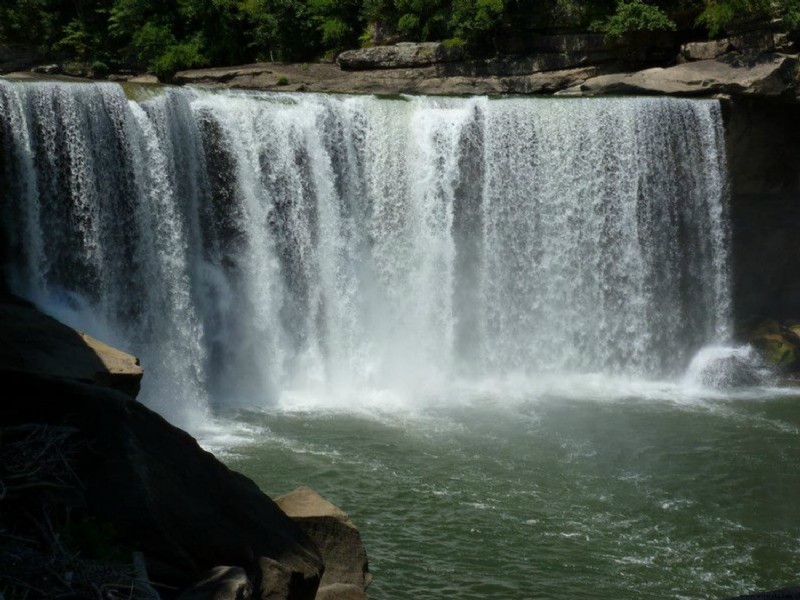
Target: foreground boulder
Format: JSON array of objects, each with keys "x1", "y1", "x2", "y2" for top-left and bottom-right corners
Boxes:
[
  {"x1": 0, "y1": 370, "x2": 324, "y2": 597},
  {"x1": 276, "y1": 487, "x2": 369, "y2": 591},
  {"x1": 0, "y1": 295, "x2": 143, "y2": 397}
]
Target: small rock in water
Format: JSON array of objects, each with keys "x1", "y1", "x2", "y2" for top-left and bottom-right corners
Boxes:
[{"x1": 684, "y1": 345, "x2": 768, "y2": 389}]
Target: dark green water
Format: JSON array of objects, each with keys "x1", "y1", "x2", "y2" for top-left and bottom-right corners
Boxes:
[{"x1": 211, "y1": 383, "x2": 800, "y2": 600}]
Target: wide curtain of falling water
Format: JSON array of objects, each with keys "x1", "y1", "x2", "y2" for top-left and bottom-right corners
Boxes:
[{"x1": 0, "y1": 81, "x2": 730, "y2": 424}]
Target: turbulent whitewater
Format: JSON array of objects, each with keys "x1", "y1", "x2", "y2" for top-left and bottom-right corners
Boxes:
[{"x1": 0, "y1": 81, "x2": 730, "y2": 423}]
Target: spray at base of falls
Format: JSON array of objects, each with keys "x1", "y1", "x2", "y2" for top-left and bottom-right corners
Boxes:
[{"x1": 0, "y1": 81, "x2": 732, "y2": 425}]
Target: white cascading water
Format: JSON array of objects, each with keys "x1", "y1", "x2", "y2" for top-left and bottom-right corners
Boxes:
[{"x1": 0, "y1": 81, "x2": 732, "y2": 424}]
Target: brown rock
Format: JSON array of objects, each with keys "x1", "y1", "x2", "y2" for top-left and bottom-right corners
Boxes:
[
  {"x1": 337, "y1": 42, "x2": 463, "y2": 70},
  {"x1": 172, "y1": 60, "x2": 602, "y2": 96},
  {"x1": 580, "y1": 53, "x2": 797, "y2": 98},
  {"x1": 680, "y1": 32, "x2": 795, "y2": 62},
  {"x1": 259, "y1": 557, "x2": 320, "y2": 600},
  {"x1": 128, "y1": 74, "x2": 160, "y2": 84},
  {"x1": 276, "y1": 487, "x2": 369, "y2": 590},
  {"x1": 680, "y1": 39, "x2": 733, "y2": 62},
  {"x1": 315, "y1": 584, "x2": 368, "y2": 600}
]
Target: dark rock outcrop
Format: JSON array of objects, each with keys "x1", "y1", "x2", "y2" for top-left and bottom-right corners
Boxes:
[
  {"x1": 0, "y1": 295, "x2": 143, "y2": 397},
  {"x1": 724, "y1": 96, "x2": 800, "y2": 326},
  {"x1": 0, "y1": 370, "x2": 324, "y2": 595},
  {"x1": 276, "y1": 487, "x2": 369, "y2": 592}
]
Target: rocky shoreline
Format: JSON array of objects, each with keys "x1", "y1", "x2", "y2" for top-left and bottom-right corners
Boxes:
[{"x1": 0, "y1": 293, "x2": 370, "y2": 600}]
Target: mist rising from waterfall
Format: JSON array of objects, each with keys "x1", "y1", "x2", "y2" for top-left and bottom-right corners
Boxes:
[{"x1": 0, "y1": 81, "x2": 730, "y2": 424}]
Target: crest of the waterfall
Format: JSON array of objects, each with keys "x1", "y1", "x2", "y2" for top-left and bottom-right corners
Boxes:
[{"x1": 0, "y1": 82, "x2": 731, "y2": 423}]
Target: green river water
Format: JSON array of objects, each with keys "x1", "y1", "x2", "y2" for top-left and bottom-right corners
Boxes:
[{"x1": 205, "y1": 380, "x2": 800, "y2": 600}]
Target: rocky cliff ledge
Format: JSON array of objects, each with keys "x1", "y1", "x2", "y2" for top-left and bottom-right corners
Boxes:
[
  {"x1": 169, "y1": 32, "x2": 800, "y2": 101},
  {"x1": 0, "y1": 294, "x2": 370, "y2": 600}
]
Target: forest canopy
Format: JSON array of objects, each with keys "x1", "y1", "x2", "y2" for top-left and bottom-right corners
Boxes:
[{"x1": 2, "y1": 0, "x2": 799, "y2": 77}]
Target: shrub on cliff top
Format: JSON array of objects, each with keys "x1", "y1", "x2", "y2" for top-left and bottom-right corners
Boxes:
[
  {"x1": 697, "y1": 0, "x2": 800, "y2": 36},
  {"x1": 593, "y1": 0, "x2": 677, "y2": 41}
]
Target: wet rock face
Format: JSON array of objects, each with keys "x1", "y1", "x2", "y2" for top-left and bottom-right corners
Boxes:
[
  {"x1": 747, "y1": 320, "x2": 800, "y2": 372},
  {"x1": 724, "y1": 97, "x2": 800, "y2": 327}
]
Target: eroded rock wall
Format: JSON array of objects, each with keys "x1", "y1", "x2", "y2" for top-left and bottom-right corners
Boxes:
[{"x1": 723, "y1": 97, "x2": 800, "y2": 327}]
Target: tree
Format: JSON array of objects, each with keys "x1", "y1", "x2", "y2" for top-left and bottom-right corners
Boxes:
[{"x1": 593, "y1": 0, "x2": 676, "y2": 41}]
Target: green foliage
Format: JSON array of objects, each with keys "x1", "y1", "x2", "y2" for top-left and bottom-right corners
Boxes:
[
  {"x1": 450, "y1": 0, "x2": 504, "y2": 49},
  {"x1": 277, "y1": 75, "x2": 289, "y2": 84},
  {"x1": 593, "y1": 0, "x2": 676, "y2": 40},
  {"x1": 3, "y1": 0, "x2": 800, "y2": 77},
  {"x1": 697, "y1": 0, "x2": 800, "y2": 36},
  {"x1": 130, "y1": 21, "x2": 175, "y2": 67},
  {"x1": 91, "y1": 59, "x2": 110, "y2": 76},
  {"x1": 56, "y1": 18, "x2": 94, "y2": 60},
  {"x1": 151, "y1": 38, "x2": 207, "y2": 78},
  {"x1": 441, "y1": 37, "x2": 467, "y2": 49}
]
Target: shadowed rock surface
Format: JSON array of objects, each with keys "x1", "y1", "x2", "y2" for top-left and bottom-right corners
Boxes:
[
  {"x1": 0, "y1": 294, "x2": 143, "y2": 397},
  {"x1": 0, "y1": 370, "x2": 324, "y2": 595},
  {"x1": 177, "y1": 566, "x2": 252, "y2": 600},
  {"x1": 0, "y1": 296, "x2": 324, "y2": 598}
]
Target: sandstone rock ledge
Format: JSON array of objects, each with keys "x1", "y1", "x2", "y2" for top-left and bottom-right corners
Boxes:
[
  {"x1": 573, "y1": 53, "x2": 798, "y2": 98},
  {"x1": 172, "y1": 46, "x2": 800, "y2": 101}
]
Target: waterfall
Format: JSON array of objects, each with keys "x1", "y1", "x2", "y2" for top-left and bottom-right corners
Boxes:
[{"x1": 0, "y1": 81, "x2": 730, "y2": 423}]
